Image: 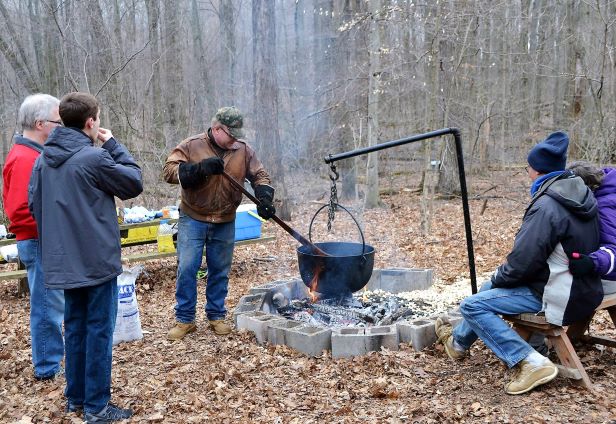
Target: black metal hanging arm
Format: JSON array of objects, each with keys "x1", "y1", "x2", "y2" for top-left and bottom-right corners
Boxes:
[{"x1": 324, "y1": 127, "x2": 478, "y2": 294}]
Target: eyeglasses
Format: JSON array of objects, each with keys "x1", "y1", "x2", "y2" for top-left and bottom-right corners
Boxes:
[
  {"x1": 44, "y1": 119, "x2": 63, "y2": 126},
  {"x1": 219, "y1": 125, "x2": 236, "y2": 140},
  {"x1": 525, "y1": 166, "x2": 529, "y2": 173}
]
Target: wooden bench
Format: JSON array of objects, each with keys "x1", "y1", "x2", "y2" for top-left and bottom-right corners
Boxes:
[
  {"x1": 0, "y1": 218, "x2": 275, "y2": 289},
  {"x1": 504, "y1": 293, "x2": 616, "y2": 390}
]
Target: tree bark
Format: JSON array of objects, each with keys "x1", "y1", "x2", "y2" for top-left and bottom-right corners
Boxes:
[
  {"x1": 252, "y1": 1, "x2": 290, "y2": 220},
  {"x1": 219, "y1": 0, "x2": 236, "y2": 106},
  {"x1": 364, "y1": 0, "x2": 382, "y2": 209},
  {"x1": 145, "y1": 0, "x2": 164, "y2": 147}
]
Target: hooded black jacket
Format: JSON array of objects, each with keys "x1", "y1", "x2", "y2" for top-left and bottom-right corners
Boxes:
[
  {"x1": 491, "y1": 171, "x2": 603, "y2": 325},
  {"x1": 28, "y1": 127, "x2": 143, "y2": 289}
]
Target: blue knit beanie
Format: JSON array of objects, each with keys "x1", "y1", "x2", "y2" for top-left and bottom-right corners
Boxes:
[{"x1": 527, "y1": 131, "x2": 569, "y2": 174}]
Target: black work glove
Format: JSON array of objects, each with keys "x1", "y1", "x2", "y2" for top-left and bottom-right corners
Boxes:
[
  {"x1": 198, "y1": 157, "x2": 224, "y2": 176},
  {"x1": 255, "y1": 185, "x2": 276, "y2": 220},
  {"x1": 569, "y1": 253, "x2": 596, "y2": 277},
  {"x1": 178, "y1": 158, "x2": 224, "y2": 189}
]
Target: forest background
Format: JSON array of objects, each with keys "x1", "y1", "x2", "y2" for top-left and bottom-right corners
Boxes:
[
  {"x1": 2, "y1": 3, "x2": 616, "y2": 421},
  {"x1": 1, "y1": 0, "x2": 615, "y2": 219}
]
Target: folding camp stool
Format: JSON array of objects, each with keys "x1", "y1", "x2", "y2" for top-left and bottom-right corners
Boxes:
[{"x1": 504, "y1": 293, "x2": 616, "y2": 390}]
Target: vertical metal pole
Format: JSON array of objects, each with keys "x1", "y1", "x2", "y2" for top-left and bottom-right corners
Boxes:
[{"x1": 451, "y1": 129, "x2": 478, "y2": 293}]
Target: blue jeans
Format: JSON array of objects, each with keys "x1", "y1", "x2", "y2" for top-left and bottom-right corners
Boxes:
[
  {"x1": 64, "y1": 278, "x2": 117, "y2": 414},
  {"x1": 453, "y1": 281, "x2": 543, "y2": 368},
  {"x1": 175, "y1": 212, "x2": 235, "y2": 322},
  {"x1": 16, "y1": 239, "x2": 65, "y2": 379}
]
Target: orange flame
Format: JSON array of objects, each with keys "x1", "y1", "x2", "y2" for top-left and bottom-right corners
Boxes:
[
  {"x1": 308, "y1": 262, "x2": 324, "y2": 303},
  {"x1": 308, "y1": 273, "x2": 318, "y2": 302}
]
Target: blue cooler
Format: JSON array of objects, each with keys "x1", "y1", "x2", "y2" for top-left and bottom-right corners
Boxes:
[{"x1": 235, "y1": 204, "x2": 263, "y2": 241}]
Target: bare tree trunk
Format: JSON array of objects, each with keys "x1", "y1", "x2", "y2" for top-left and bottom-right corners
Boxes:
[
  {"x1": 421, "y1": 0, "x2": 443, "y2": 232},
  {"x1": 551, "y1": 5, "x2": 565, "y2": 128},
  {"x1": 252, "y1": 1, "x2": 290, "y2": 219},
  {"x1": 333, "y1": 0, "x2": 363, "y2": 201},
  {"x1": 364, "y1": 0, "x2": 382, "y2": 209},
  {"x1": 219, "y1": 1, "x2": 236, "y2": 105},
  {"x1": 307, "y1": 0, "x2": 334, "y2": 166},
  {"x1": 162, "y1": 1, "x2": 184, "y2": 148},
  {"x1": 0, "y1": 1, "x2": 40, "y2": 92},
  {"x1": 145, "y1": 0, "x2": 164, "y2": 146},
  {"x1": 191, "y1": 0, "x2": 215, "y2": 128},
  {"x1": 529, "y1": 0, "x2": 545, "y2": 125},
  {"x1": 433, "y1": 1, "x2": 459, "y2": 199},
  {"x1": 566, "y1": 0, "x2": 583, "y2": 157}
]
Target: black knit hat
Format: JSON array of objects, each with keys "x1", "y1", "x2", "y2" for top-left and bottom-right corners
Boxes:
[{"x1": 527, "y1": 131, "x2": 569, "y2": 174}]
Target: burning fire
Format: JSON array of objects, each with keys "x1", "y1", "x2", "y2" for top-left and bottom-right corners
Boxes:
[
  {"x1": 308, "y1": 272, "x2": 319, "y2": 302},
  {"x1": 308, "y1": 261, "x2": 325, "y2": 303}
]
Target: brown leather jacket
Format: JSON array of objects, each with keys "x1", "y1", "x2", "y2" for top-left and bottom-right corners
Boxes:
[{"x1": 163, "y1": 130, "x2": 271, "y2": 223}]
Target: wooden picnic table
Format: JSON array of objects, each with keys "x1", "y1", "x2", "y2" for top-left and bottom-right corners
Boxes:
[{"x1": 0, "y1": 219, "x2": 274, "y2": 294}]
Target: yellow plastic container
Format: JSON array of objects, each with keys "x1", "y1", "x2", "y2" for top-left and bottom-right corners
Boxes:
[
  {"x1": 157, "y1": 234, "x2": 175, "y2": 253},
  {"x1": 157, "y1": 220, "x2": 176, "y2": 253},
  {"x1": 121, "y1": 225, "x2": 158, "y2": 245}
]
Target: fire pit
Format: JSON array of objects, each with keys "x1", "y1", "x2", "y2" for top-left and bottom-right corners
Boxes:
[{"x1": 234, "y1": 268, "x2": 466, "y2": 358}]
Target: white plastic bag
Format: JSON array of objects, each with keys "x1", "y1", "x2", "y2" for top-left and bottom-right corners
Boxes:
[
  {"x1": 0, "y1": 244, "x2": 19, "y2": 262},
  {"x1": 113, "y1": 265, "x2": 144, "y2": 345}
]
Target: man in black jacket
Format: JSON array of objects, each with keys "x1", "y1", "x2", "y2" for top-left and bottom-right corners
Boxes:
[
  {"x1": 30, "y1": 92, "x2": 142, "y2": 422},
  {"x1": 435, "y1": 131, "x2": 602, "y2": 395}
]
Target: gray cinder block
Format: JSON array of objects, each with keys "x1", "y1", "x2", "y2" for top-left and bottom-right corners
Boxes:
[
  {"x1": 249, "y1": 282, "x2": 281, "y2": 295},
  {"x1": 235, "y1": 312, "x2": 285, "y2": 344},
  {"x1": 331, "y1": 328, "x2": 365, "y2": 358},
  {"x1": 366, "y1": 325, "x2": 399, "y2": 351},
  {"x1": 260, "y1": 279, "x2": 311, "y2": 314},
  {"x1": 397, "y1": 318, "x2": 437, "y2": 351},
  {"x1": 365, "y1": 270, "x2": 383, "y2": 292},
  {"x1": 285, "y1": 326, "x2": 332, "y2": 357},
  {"x1": 266, "y1": 320, "x2": 303, "y2": 345},
  {"x1": 364, "y1": 268, "x2": 434, "y2": 293},
  {"x1": 331, "y1": 325, "x2": 399, "y2": 358},
  {"x1": 232, "y1": 293, "x2": 266, "y2": 325}
]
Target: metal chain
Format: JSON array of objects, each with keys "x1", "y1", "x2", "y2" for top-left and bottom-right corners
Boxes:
[{"x1": 327, "y1": 164, "x2": 339, "y2": 231}]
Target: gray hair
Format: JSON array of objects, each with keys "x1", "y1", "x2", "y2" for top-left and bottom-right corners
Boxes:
[
  {"x1": 568, "y1": 161, "x2": 605, "y2": 191},
  {"x1": 18, "y1": 93, "x2": 60, "y2": 130}
]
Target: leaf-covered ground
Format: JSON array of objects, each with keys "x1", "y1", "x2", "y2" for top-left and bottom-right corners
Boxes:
[{"x1": 1, "y1": 170, "x2": 615, "y2": 423}]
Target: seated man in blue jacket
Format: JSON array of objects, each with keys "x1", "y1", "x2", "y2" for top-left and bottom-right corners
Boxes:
[
  {"x1": 436, "y1": 131, "x2": 603, "y2": 395},
  {"x1": 29, "y1": 92, "x2": 143, "y2": 422}
]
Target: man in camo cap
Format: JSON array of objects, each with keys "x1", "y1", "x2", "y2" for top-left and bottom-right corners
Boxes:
[
  {"x1": 215, "y1": 106, "x2": 245, "y2": 139},
  {"x1": 163, "y1": 106, "x2": 275, "y2": 339}
]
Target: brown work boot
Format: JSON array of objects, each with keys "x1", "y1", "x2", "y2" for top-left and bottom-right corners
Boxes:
[
  {"x1": 167, "y1": 322, "x2": 197, "y2": 341},
  {"x1": 504, "y1": 358, "x2": 558, "y2": 395},
  {"x1": 435, "y1": 317, "x2": 467, "y2": 360},
  {"x1": 208, "y1": 319, "x2": 232, "y2": 335}
]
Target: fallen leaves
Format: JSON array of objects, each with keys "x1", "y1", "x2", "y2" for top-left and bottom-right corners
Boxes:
[
  {"x1": 1, "y1": 171, "x2": 615, "y2": 422},
  {"x1": 368, "y1": 377, "x2": 400, "y2": 399},
  {"x1": 146, "y1": 412, "x2": 165, "y2": 421}
]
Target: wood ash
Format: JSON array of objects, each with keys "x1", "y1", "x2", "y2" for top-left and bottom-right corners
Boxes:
[{"x1": 276, "y1": 287, "x2": 463, "y2": 328}]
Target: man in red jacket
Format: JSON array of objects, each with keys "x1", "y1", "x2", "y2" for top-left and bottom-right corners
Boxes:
[{"x1": 2, "y1": 94, "x2": 65, "y2": 380}]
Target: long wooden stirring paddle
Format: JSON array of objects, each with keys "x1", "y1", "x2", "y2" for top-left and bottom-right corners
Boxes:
[{"x1": 221, "y1": 171, "x2": 329, "y2": 256}]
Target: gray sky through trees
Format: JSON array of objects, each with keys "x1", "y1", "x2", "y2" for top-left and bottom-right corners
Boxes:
[{"x1": 0, "y1": 0, "x2": 615, "y2": 209}]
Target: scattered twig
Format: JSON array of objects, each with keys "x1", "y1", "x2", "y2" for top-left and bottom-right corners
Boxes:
[{"x1": 253, "y1": 256, "x2": 277, "y2": 262}]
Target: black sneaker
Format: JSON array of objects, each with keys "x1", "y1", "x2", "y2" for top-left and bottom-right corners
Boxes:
[{"x1": 84, "y1": 403, "x2": 133, "y2": 423}]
